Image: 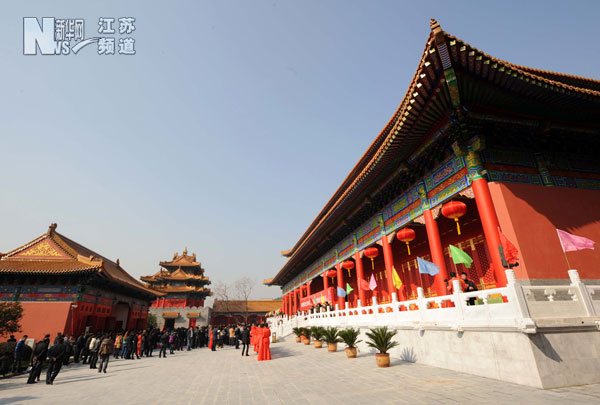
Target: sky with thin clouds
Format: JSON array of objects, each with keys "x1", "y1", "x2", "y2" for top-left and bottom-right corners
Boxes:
[{"x1": 1, "y1": 0, "x2": 599, "y2": 301}]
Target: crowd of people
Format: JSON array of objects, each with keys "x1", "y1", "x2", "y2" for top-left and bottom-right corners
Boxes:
[{"x1": 6, "y1": 322, "x2": 272, "y2": 386}]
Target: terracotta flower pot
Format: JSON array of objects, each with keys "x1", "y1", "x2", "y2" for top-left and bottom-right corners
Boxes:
[
  {"x1": 314, "y1": 340, "x2": 323, "y2": 348},
  {"x1": 295, "y1": 337, "x2": 301, "y2": 343},
  {"x1": 303, "y1": 338, "x2": 311, "y2": 345},
  {"x1": 327, "y1": 343, "x2": 337, "y2": 352},
  {"x1": 345, "y1": 347, "x2": 357, "y2": 358},
  {"x1": 375, "y1": 353, "x2": 390, "y2": 367}
]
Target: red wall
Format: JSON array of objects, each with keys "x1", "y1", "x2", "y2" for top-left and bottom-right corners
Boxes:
[
  {"x1": 489, "y1": 182, "x2": 600, "y2": 281},
  {"x1": 19, "y1": 302, "x2": 72, "y2": 341}
]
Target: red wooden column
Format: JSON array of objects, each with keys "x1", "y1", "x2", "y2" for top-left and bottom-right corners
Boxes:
[
  {"x1": 336, "y1": 263, "x2": 345, "y2": 310},
  {"x1": 424, "y1": 208, "x2": 449, "y2": 295},
  {"x1": 472, "y1": 178, "x2": 508, "y2": 287},
  {"x1": 306, "y1": 282, "x2": 311, "y2": 297},
  {"x1": 292, "y1": 290, "x2": 297, "y2": 314},
  {"x1": 354, "y1": 251, "x2": 366, "y2": 306},
  {"x1": 322, "y1": 272, "x2": 329, "y2": 294},
  {"x1": 381, "y1": 234, "x2": 397, "y2": 302}
]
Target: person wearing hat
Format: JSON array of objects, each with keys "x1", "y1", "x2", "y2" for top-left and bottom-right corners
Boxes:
[{"x1": 27, "y1": 334, "x2": 50, "y2": 384}]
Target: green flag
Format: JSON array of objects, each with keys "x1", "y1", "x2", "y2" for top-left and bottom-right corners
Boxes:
[
  {"x1": 449, "y1": 244, "x2": 473, "y2": 268},
  {"x1": 346, "y1": 283, "x2": 354, "y2": 295}
]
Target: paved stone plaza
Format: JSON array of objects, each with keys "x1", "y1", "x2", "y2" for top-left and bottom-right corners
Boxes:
[{"x1": 1, "y1": 338, "x2": 600, "y2": 404}]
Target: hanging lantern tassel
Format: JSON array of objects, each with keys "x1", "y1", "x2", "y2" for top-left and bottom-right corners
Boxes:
[
  {"x1": 370, "y1": 258, "x2": 374, "y2": 270},
  {"x1": 454, "y1": 217, "x2": 461, "y2": 235},
  {"x1": 405, "y1": 241, "x2": 411, "y2": 255},
  {"x1": 347, "y1": 268, "x2": 351, "y2": 278}
]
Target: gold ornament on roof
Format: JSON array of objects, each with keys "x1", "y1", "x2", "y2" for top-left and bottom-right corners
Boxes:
[{"x1": 20, "y1": 241, "x2": 62, "y2": 257}]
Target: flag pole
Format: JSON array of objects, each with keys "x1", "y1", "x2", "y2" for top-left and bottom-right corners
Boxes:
[
  {"x1": 557, "y1": 229, "x2": 572, "y2": 270},
  {"x1": 415, "y1": 259, "x2": 423, "y2": 289}
]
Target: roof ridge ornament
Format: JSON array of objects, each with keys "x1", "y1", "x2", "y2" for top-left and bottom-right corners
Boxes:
[
  {"x1": 47, "y1": 223, "x2": 57, "y2": 236},
  {"x1": 430, "y1": 18, "x2": 441, "y2": 33}
]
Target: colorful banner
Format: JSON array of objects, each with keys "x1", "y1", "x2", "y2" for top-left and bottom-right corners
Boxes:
[{"x1": 299, "y1": 287, "x2": 334, "y2": 310}]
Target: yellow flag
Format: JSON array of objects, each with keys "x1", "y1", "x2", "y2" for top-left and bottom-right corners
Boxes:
[
  {"x1": 392, "y1": 267, "x2": 403, "y2": 289},
  {"x1": 321, "y1": 294, "x2": 325, "y2": 303}
]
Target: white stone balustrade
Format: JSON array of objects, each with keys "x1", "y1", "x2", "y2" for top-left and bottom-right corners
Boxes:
[{"x1": 269, "y1": 269, "x2": 600, "y2": 337}]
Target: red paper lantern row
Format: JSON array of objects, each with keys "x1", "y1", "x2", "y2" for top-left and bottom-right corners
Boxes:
[
  {"x1": 396, "y1": 228, "x2": 416, "y2": 255},
  {"x1": 342, "y1": 260, "x2": 355, "y2": 277},
  {"x1": 364, "y1": 247, "x2": 379, "y2": 270},
  {"x1": 441, "y1": 201, "x2": 467, "y2": 235}
]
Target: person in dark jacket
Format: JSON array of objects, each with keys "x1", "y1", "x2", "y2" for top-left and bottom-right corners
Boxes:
[
  {"x1": 241, "y1": 325, "x2": 250, "y2": 356},
  {"x1": 461, "y1": 271, "x2": 479, "y2": 305},
  {"x1": 12, "y1": 335, "x2": 28, "y2": 373},
  {"x1": 46, "y1": 337, "x2": 67, "y2": 384},
  {"x1": 73, "y1": 334, "x2": 85, "y2": 363},
  {"x1": 27, "y1": 334, "x2": 50, "y2": 384},
  {"x1": 81, "y1": 333, "x2": 92, "y2": 364},
  {"x1": 98, "y1": 333, "x2": 114, "y2": 373},
  {"x1": 159, "y1": 331, "x2": 169, "y2": 358},
  {"x1": 234, "y1": 325, "x2": 241, "y2": 349}
]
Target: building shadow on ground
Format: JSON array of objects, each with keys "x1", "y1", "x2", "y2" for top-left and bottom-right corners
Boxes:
[
  {"x1": 270, "y1": 346, "x2": 296, "y2": 360},
  {"x1": 1, "y1": 396, "x2": 37, "y2": 404}
]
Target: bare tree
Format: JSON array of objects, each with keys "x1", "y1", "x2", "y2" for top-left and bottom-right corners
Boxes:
[
  {"x1": 234, "y1": 277, "x2": 255, "y2": 323},
  {"x1": 213, "y1": 280, "x2": 234, "y2": 324}
]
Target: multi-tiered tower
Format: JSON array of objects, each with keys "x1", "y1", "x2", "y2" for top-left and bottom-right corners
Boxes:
[{"x1": 141, "y1": 248, "x2": 212, "y2": 329}]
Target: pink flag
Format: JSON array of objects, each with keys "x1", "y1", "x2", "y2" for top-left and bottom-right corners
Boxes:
[
  {"x1": 557, "y1": 229, "x2": 595, "y2": 252},
  {"x1": 369, "y1": 274, "x2": 377, "y2": 290}
]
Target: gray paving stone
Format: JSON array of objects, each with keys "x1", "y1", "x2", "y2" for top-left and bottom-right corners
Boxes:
[{"x1": 1, "y1": 338, "x2": 600, "y2": 404}]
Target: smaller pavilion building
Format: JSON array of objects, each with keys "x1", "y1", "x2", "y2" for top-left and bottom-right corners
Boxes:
[
  {"x1": 0, "y1": 224, "x2": 160, "y2": 340},
  {"x1": 141, "y1": 249, "x2": 212, "y2": 329}
]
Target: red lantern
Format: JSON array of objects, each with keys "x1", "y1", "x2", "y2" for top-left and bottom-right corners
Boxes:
[
  {"x1": 342, "y1": 260, "x2": 355, "y2": 277},
  {"x1": 326, "y1": 270, "x2": 337, "y2": 278},
  {"x1": 441, "y1": 201, "x2": 467, "y2": 235},
  {"x1": 396, "y1": 228, "x2": 416, "y2": 255},
  {"x1": 364, "y1": 247, "x2": 379, "y2": 270}
]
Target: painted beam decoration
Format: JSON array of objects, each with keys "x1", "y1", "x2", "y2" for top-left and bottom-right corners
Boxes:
[{"x1": 283, "y1": 154, "x2": 472, "y2": 293}]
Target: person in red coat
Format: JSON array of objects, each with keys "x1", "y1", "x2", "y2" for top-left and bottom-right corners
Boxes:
[
  {"x1": 257, "y1": 324, "x2": 271, "y2": 361},
  {"x1": 252, "y1": 324, "x2": 260, "y2": 353}
]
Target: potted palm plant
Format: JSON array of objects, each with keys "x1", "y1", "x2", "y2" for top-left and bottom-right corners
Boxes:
[
  {"x1": 301, "y1": 328, "x2": 311, "y2": 345},
  {"x1": 365, "y1": 326, "x2": 399, "y2": 367},
  {"x1": 310, "y1": 326, "x2": 325, "y2": 348},
  {"x1": 322, "y1": 327, "x2": 342, "y2": 352},
  {"x1": 338, "y1": 327, "x2": 362, "y2": 358},
  {"x1": 292, "y1": 327, "x2": 302, "y2": 343}
]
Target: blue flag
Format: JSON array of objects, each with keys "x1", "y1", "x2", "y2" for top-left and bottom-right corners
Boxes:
[
  {"x1": 337, "y1": 286, "x2": 347, "y2": 298},
  {"x1": 417, "y1": 257, "x2": 440, "y2": 276}
]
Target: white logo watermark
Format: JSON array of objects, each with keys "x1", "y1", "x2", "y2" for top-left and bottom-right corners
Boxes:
[{"x1": 23, "y1": 17, "x2": 136, "y2": 55}]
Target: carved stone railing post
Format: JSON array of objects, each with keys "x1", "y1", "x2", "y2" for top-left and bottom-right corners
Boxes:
[
  {"x1": 568, "y1": 269, "x2": 596, "y2": 316},
  {"x1": 417, "y1": 287, "x2": 426, "y2": 324},
  {"x1": 452, "y1": 279, "x2": 465, "y2": 327},
  {"x1": 504, "y1": 269, "x2": 536, "y2": 333}
]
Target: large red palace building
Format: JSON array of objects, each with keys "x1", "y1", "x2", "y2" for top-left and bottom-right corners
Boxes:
[
  {"x1": 268, "y1": 20, "x2": 600, "y2": 314},
  {"x1": 0, "y1": 224, "x2": 160, "y2": 340}
]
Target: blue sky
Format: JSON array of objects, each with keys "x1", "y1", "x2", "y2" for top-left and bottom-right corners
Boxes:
[{"x1": 1, "y1": 1, "x2": 599, "y2": 300}]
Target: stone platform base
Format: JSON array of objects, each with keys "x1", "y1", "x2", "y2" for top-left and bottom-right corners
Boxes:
[{"x1": 351, "y1": 326, "x2": 600, "y2": 389}]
